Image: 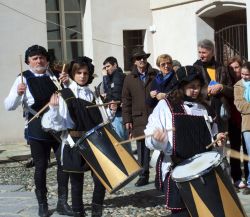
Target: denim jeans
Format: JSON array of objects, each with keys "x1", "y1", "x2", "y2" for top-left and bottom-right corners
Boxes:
[
  {"x1": 111, "y1": 111, "x2": 132, "y2": 153},
  {"x1": 242, "y1": 131, "x2": 250, "y2": 187}
]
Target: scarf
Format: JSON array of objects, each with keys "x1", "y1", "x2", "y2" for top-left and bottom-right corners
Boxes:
[{"x1": 155, "y1": 71, "x2": 174, "y2": 85}]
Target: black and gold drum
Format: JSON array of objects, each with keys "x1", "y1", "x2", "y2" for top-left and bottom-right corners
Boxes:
[
  {"x1": 76, "y1": 122, "x2": 142, "y2": 194},
  {"x1": 171, "y1": 151, "x2": 247, "y2": 217}
]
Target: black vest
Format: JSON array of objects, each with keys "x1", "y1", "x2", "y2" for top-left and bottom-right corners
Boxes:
[
  {"x1": 23, "y1": 70, "x2": 58, "y2": 141},
  {"x1": 60, "y1": 88, "x2": 103, "y2": 132},
  {"x1": 165, "y1": 98, "x2": 212, "y2": 160}
]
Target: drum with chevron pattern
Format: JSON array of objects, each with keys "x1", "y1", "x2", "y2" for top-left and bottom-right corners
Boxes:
[
  {"x1": 172, "y1": 151, "x2": 247, "y2": 217},
  {"x1": 76, "y1": 122, "x2": 142, "y2": 194}
]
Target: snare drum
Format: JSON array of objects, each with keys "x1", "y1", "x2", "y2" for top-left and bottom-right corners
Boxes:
[
  {"x1": 76, "y1": 122, "x2": 142, "y2": 194},
  {"x1": 172, "y1": 151, "x2": 247, "y2": 217}
]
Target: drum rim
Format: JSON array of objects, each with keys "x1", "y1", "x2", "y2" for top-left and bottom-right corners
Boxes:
[
  {"x1": 75, "y1": 121, "x2": 110, "y2": 146},
  {"x1": 171, "y1": 151, "x2": 221, "y2": 182}
]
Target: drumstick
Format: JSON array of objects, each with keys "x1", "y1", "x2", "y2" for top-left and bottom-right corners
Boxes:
[
  {"x1": 226, "y1": 148, "x2": 250, "y2": 161},
  {"x1": 27, "y1": 102, "x2": 50, "y2": 124},
  {"x1": 58, "y1": 63, "x2": 66, "y2": 87},
  {"x1": 86, "y1": 101, "x2": 121, "y2": 108},
  {"x1": 206, "y1": 132, "x2": 228, "y2": 149},
  {"x1": 19, "y1": 55, "x2": 23, "y2": 83},
  {"x1": 115, "y1": 128, "x2": 175, "y2": 146}
]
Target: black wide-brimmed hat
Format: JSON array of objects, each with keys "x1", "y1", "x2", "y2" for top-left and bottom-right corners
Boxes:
[
  {"x1": 175, "y1": 66, "x2": 204, "y2": 86},
  {"x1": 25, "y1": 45, "x2": 49, "y2": 64},
  {"x1": 131, "y1": 47, "x2": 151, "y2": 61}
]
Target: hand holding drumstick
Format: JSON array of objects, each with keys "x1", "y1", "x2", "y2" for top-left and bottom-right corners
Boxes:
[
  {"x1": 206, "y1": 132, "x2": 228, "y2": 149},
  {"x1": 115, "y1": 128, "x2": 174, "y2": 146}
]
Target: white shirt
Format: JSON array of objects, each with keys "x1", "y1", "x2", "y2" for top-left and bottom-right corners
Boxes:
[
  {"x1": 41, "y1": 81, "x2": 94, "y2": 132},
  {"x1": 144, "y1": 99, "x2": 218, "y2": 181},
  {"x1": 4, "y1": 68, "x2": 62, "y2": 111}
]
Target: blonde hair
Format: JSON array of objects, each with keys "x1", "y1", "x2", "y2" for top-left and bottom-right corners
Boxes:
[{"x1": 156, "y1": 54, "x2": 173, "y2": 67}]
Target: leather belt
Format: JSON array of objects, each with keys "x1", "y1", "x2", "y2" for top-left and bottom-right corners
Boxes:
[{"x1": 69, "y1": 131, "x2": 85, "y2": 138}]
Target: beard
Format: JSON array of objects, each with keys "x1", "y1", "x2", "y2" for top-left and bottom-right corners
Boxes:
[{"x1": 30, "y1": 65, "x2": 48, "y2": 73}]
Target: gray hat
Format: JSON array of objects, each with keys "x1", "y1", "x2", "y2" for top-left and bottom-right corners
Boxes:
[{"x1": 172, "y1": 60, "x2": 181, "y2": 67}]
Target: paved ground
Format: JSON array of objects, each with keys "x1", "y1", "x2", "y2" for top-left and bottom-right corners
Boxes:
[{"x1": 0, "y1": 143, "x2": 250, "y2": 217}]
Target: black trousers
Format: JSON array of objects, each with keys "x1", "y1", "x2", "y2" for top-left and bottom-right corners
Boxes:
[
  {"x1": 29, "y1": 139, "x2": 69, "y2": 193},
  {"x1": 67, "y1": 169, "x2": 106, "y2": 212},
  {"x1": 70, "y1": 172, "x2": 84, "y2": 212},
  {"x1": 228, "y1": 123, "x2": 249, "y2": 182},
  {"x1": 136, "y1": 139, "x2": 150, "y2": 177},
  {"x1": 92, "y1": 171, "x2": 106, "y2": 205}
]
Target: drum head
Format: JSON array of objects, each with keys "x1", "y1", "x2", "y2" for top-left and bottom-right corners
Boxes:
[{"x1": 172, "y1": 151, "x2": 221, "y2": 182}]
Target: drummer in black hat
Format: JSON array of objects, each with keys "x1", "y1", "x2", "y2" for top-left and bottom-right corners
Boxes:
[
  {"x1": 144, "y1": 66, "x2": 227, "y2": 216},
  {"x1": 42, "y1": 56, "x2": 107, "y2": 217},
  {"x1": 4, "y1": 45, "x2": 72, "y2": 217},
  {"x1": 122, "y1": 47, "x2": 157, "y2": 187}
]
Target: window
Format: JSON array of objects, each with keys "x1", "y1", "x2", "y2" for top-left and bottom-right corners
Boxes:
[
  {"x1": 123, "y1": 30, "x2": 145, "y2": 71},
  {"x1": 46, "y1": 0, "x2": 83, "y2": 65}
]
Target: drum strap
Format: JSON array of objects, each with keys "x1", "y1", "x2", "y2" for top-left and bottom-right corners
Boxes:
[
  {"x1": 203, "y1": 114, "x2": 214, "y2": 142},
  {"x1": 69, "y1": 130, "x2": 86, "y2": 138}
]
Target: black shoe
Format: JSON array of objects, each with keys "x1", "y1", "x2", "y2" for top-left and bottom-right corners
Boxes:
[
  {"x1": 57, "y1": 200, "x2": 73, "y2": 216},
  {"x1": 73, "y1": 211, "x2": 85, "y2": 217},
  {"x1": 57, "y1": 187, "x2": 73, "y2": 216},
  {"x1": 135, "y1": 177, "x2": 149, "y2": 187},
  {"x1": 91, "y1": 204, "x2": 103, "y2": 217},
  {"x1": 35, "y1": 189, "x2": 49, "y2": 217},
  {"x1": 38, "y1": 203, "x2": 49, "y2": 217},
  {"x1": 25, "y1": 158, "x2": 34, "y2": 168}
]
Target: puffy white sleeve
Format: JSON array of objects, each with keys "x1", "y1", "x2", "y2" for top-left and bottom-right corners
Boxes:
[
  {"x1": 144, "y1": 99, "x2": 173, "y2": 155},
  {"x1": 4, "y1": 76, "x2": 24, "y2": 111},
  {"x1": 42, "y1": 95, "x2": 75, "y2": 131}
]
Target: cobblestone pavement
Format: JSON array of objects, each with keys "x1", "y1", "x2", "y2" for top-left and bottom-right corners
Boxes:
[
  {"x1": 1, "y1": 161, "x2": 250, "y2": 217},
  {"x1": 0, "y1": 162, "x2": 168, "y2": 217},
  {"x1": 0, "y1": 143, "x2": 250, "y2": 217}
]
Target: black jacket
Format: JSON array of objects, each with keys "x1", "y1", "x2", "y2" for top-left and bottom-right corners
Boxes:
[{"x1": 103, "y1": 67, "x2": 125, "y2": 103}]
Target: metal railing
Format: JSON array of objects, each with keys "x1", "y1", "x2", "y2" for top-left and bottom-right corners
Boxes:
[{"x1": 215, "y1": 24, "x2": 248, "y2": 65}]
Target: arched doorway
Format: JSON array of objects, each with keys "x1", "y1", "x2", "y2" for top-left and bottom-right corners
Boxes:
[
  {"x1": 197, "y1": 2, "x2": 247, "y2": 65},
  {"x1": 214, "y1": 9, "x2": 247, "y2": 64}
]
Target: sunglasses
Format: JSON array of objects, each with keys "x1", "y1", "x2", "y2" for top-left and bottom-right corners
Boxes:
[{"x1": 135, "y1": 56, "x2": 147, "y2": 61}]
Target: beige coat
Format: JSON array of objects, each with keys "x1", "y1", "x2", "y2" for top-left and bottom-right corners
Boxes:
[{"x1": 234, "y1": 79, "x2": 250, "y2": 132}]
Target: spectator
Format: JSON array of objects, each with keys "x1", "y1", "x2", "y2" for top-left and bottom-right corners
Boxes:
[
  {"x1": 148, "y1": 54, "x2": 177, "y2": 108},
  {"x1": 172, "y1": 59, "x2": 182, "y2": 72},
  {"x1": 234, "y1": 61, "x2": 250, "y2": 195},
  {"x1": 102, "y1": 57, "x2": 131, "y2": 152},
  {"x1": 193, "y1": 39, "x2": 233, "y2": 132},
  {"x1": 228, "y1": 56, "x2": 248, "y2": 189},
  {"x1": 122, "y1": 47, "x2": 157, "y2": 186}
]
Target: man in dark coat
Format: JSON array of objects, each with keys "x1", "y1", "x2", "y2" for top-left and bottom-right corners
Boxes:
[
  {"x1": 122, "y1": 47, "x2": 157, "y2": 186},
  {"x1": 193, "y1": 39, "x2": 233, "y2": 132},
  {"x1": 102, "y1": 56, "x2": 131, "y2": 151}
]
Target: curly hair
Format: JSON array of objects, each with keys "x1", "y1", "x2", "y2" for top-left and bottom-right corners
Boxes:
[{"x1": 68, "y1": 56, "x2": 95, "y2": 85}]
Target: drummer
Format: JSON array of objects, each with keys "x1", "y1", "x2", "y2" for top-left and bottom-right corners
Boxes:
[
  {"x1": 144, "y1": 66, "x2": 227, "y2": 216},
  {"x1": 42, "y1": 56, "x2": 106, "y2": 217}
]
